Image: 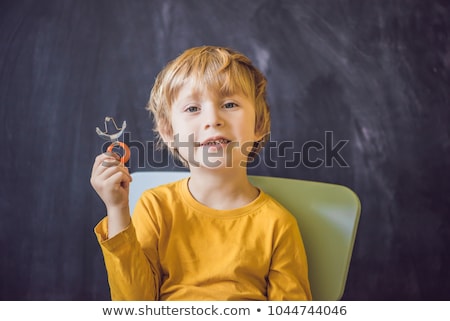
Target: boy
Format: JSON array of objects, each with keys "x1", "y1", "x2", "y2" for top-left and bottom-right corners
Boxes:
[{"x1": 90, "y1": 46, "x2": 311, "y2": 300}]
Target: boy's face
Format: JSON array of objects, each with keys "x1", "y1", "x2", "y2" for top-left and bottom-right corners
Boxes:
[{"x1": 166, "y1": 80, "x2": 263, "y2": 169}]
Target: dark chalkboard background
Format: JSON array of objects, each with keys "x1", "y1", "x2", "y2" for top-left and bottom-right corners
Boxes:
[{"x1": 1, "y1": 0, "x2": 449, "y2": 300}]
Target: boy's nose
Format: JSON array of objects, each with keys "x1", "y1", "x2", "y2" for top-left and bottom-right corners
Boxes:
[{"x1": 203, "y1": 108, "x2": 224, "y2": 129}]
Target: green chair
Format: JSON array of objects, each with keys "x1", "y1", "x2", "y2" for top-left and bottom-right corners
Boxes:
[{"x1": 129, "y1": 171, "x2": 361, "y2": 301}]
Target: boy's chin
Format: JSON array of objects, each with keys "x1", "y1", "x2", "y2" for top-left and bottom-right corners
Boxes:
[
  {"x1": 190, "y1": 159, "x2": 229, "y2": 169},
  {"x1": 180, "y1": 150, "x2": 250, "y2": 169},
  {"x1": 188, "y1": 157, "x2": 245, "y2": 170}
]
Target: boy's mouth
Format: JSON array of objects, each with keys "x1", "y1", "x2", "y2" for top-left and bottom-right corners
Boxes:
[{"x1": 199, "y1": 136, "x2": 231, "y2": 146}]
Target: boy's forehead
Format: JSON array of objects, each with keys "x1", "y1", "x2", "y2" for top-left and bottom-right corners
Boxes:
[
  {"x1": 174, "y1": 81, "x2": 248, "y2": 103},
  {"x1": 174, "y1": 76, "x2": 251, "y2": 100},
  {"x1": 175, "y1": 83, "x2": 203, "y2": 100}
]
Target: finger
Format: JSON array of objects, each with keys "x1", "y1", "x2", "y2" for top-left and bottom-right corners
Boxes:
[
  {"x1": 97, "y1": 162, "x2": 132, "y2": 183},
  {"x1": 102, "y1": 160, "x2": 121, "y2": 167},
  {"x1": 93, "y1": 152, "x2": 121, "y2": 167},
  {"x1": 104, "y1": 151, "x2": 121, "y2": 161},
  {"x1": 93, "y1": 166, "x2": 127, "y2": 190},
  {"x1": 92, "y1": 153, "x2": 122, "y2": 176},
  {"x1": 101, "y1": 152, "x2": 123, "y2": 167},
  {"x1": 103, "y1": 169, "x2": 133, "y2": 191}
]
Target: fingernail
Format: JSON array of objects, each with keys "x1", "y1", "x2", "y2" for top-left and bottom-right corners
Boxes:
[
  {"x1": 101, "y1": 160, "x2": 120, "y2": 167},
  {"x1": 104, "y1": 151, "x2": 121, "y2": 160}
]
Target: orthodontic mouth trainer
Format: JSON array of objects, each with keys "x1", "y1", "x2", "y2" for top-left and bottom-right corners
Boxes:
[{"x1": 95, "y1": 116, "x2": 130, "y2": 165}]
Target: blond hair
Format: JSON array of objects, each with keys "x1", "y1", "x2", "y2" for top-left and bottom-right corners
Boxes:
[{"x1": 146, "y1": 45, "x2": 270, "y2": 163}]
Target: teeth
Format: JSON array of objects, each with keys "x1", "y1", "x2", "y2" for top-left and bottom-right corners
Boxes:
[{"x1": 205, "y1": 139, "x2": 228, "y2": 145}]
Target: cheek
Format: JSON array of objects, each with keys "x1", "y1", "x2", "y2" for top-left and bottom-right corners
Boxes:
[
  {"x1": 172, "y1": 119, "x2": 200, "y2": 142},
  {"x1": 169, "y1": 117, "x2": 185, "y2": 138},
  {"x1": 238, "y1": 120, "x2": 258, "y2": 140}
]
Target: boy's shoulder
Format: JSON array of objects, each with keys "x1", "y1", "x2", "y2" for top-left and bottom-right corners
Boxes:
[{"x1": 253, "y1": 190, "x2": 296, "y2": 223}]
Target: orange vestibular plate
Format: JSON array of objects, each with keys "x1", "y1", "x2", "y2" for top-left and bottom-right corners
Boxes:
[{"x1": 107, "y1": 141, "x2": 130, "y2": 164}]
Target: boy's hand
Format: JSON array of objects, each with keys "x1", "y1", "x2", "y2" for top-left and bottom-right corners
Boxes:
[{"x1": 90, "y1": 152, "x2": 133, "y2": 236}]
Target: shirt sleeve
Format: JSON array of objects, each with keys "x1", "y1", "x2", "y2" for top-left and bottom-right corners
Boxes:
[
  {"x1": 267, "y1": 215, "x2": 312, "y2": 300},
  {"x1": 93, "y1": 210, "x2": 160, "y2": 300}
]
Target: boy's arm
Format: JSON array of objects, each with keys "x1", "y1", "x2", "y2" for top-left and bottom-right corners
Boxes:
[
  {"x1": 267, "y1": 217, "x2": 312, "y2": 300},
  {"x1": 91, "y1": 153, "x2": 160, "y2": 300},
  {"x1": 94, "y1": 217, "x2": 160, "y2": 300}
]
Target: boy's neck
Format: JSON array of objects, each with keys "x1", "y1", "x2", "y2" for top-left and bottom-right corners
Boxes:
[{"x1": 187, "y1": 168, "x2": 259, "y2": 210}]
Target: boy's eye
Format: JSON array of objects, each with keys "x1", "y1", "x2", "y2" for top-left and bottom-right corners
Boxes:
[
  {"x1": 185, "y1": 106, "x2": 199, "y2": 112},
  {"x1": 223, "y1": 102, "x2": 237, "y2": 109}
]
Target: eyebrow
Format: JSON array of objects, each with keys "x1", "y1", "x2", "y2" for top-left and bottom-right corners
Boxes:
[{"x1": 172, "y1": 94, "x2": 198, "y2": 112}]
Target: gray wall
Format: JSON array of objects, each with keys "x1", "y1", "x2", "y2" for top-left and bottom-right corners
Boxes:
[{"x1": 1, "y1": 0, "x2": 449, "y2": 300}]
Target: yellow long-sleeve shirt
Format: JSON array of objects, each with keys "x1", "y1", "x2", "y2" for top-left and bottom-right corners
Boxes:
[{"x1": 94, "y1": 178, "x2": 311, "y2": 300}]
